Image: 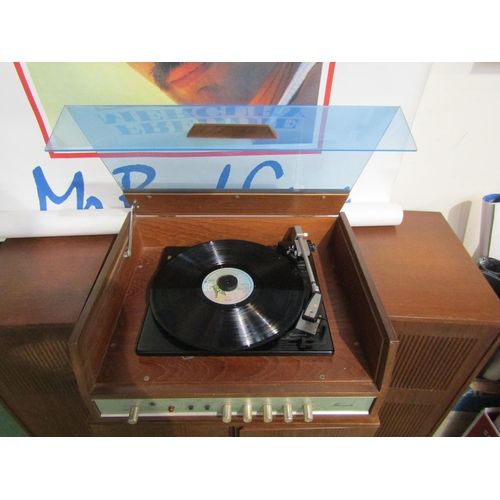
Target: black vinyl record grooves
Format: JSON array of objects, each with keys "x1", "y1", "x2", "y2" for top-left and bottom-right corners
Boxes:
[{"x1": 149, "y1": 240, "x2": 307, "y2": 353}]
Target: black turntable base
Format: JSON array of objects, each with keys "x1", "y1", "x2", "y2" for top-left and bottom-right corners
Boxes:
[
  {"x1": 136, "y1": 304, "x2": 333, "y2": 356},
  {"x1": 136, "y1": 234, "x2": 334, "y2": 356}
]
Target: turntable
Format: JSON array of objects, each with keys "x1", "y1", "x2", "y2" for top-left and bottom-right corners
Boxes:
[
  {"x1": 46, "y1": 105, "x2": 416, "y2": 436},
  {"x1": 136, "y1": 229, "x2": 334, "y2": 356}
]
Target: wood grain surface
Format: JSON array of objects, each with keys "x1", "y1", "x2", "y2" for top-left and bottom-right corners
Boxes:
[{"x1": 78, "y1": 215, "x2": 385, "y2": 402}]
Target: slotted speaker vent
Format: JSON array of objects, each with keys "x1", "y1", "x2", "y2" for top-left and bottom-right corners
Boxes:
[
  {"x1": 376, "y1": 402, "x2": 434, "y2": 437},
  {"x1": 390, "y1": 334, "x2": 478, "y2": 391},
  {"x1": 0, "y1": 338, "x2": 78, "y2": 396}
]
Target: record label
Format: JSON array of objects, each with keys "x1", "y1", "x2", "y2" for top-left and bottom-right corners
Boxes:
[{"x1": 202, "y1": 267, "x2": 254, "y2": 305}]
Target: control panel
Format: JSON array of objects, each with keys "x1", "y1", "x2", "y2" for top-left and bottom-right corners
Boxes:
[{"x1": 93, "y1": 396, "x2": 375, "y2": 424}]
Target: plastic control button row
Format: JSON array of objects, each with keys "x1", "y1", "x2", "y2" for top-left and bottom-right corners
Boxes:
[
  {"x1": 127, "y1": 402, "x2": 314, "y2": 424},
  {"x1": 221, "y1": 403, "x2": 313, "y2": 423},
  {"x1": 223, "y1": 403, "x2": 252, "y2": 423}
]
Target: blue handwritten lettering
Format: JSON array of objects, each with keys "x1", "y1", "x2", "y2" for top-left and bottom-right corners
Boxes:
[
  {"x1": 112, "y1": 164, "x2": 156, "y2": 208},
  {"x1": 242, "y1": 160, "x2": 284, "y2": 189},
  {"x1": 112, "y1": 164, "x2": 156, "y2": 190},
  {"x1": 32, "y1": 166, "x2": 103, "y2": 211},
  {"x1": 84, "y1": 196, "x2": 104, "y2": 209},
  {"x1": 216, "y1": 164, "x2": 231, "y2": 188},
  {"x1": 215, "y1": 160, "x2": 289, "y2": 190}
]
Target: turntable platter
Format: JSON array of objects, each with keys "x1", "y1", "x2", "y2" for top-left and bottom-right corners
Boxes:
[{"x1": 149, "y1": 240, "x2": 307, "y2": 352}]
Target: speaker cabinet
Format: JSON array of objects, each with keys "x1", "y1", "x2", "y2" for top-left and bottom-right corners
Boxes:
[
  {"x1": 353, "y1": 212, "x2": 500, "y2": 437},
  {"x1": 0, "y1": 235, "x2": 114, "y2": 436}
]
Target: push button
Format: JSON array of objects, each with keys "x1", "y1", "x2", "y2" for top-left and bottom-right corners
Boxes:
[
  {"x1": 127, "y1": 405, "x2": 139, "y2": 425},
  {"x1": 263, "y1": 404, "x2": 273, "y2": 423},
  {"x1": 303, "y1": 403, "x2": 313, "y2": 423},
  {"x1": 243, "y1": 403, "x2": 252, "y2": 423},
  {"x1": 222, "y1": 403, "x2": 232, "y2": 423},
  {"x1": 283, "y1": 403, "x2": 293, "y2": 423}
]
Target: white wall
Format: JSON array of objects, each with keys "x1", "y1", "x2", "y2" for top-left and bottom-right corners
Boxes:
[{"x1": 392, "y1": 62, "x2": 500, "y2": 258}]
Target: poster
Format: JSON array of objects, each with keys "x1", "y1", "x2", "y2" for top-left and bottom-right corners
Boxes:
[
  {"x1": 0, "y1": 62, "x2": 430, "y2": 238},
  {"x1": 22, "y1": 62, "x2": 331, "y2": 142}
]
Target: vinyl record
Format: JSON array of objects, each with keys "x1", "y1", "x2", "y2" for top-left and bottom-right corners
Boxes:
[{"x1": 150, "y1": 239, "x2": 307, "y2": 352}]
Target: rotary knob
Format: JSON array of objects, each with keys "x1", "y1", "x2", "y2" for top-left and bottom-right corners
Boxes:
[
  {"x1": 283, "y1": 403, "x2": 293, "y2": 423},
  {"x1": 263, "y1": 403, "x2": 273, "y2": 423},
  {"x1": 222, "y1": 403, "x2": 232, "y2": 423}
]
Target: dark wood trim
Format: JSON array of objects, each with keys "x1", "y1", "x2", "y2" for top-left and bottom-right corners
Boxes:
[{"x1": 125, "y1": 192, "x2": 349, "y2": 217}]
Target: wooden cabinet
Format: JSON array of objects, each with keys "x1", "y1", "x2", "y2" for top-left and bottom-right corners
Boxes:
[
  {"x1": 90, "y1": 420, "x2": 233, "y2": 437},
  {"x1": 67, "y1": 205, "x2": 395, "y2": 437},
  {"x1": 353, "y1": 211, "x2": 500, "y2": 436},
  {"x1": 0, "y1": 235, "x2": 115, "y2": 436},
  {"x1": 1, "y1": 211, "x2": 499, "y2": 437}
]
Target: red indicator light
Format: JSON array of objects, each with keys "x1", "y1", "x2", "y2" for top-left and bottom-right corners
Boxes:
[{"x1": 168, "y1": 406, "x2": 175, "y2": 412}]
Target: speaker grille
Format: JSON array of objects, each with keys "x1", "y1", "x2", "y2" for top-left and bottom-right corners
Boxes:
[
  {"x1": 390, "y1": 334, "x2": 478, "y2": 391},
  {"x1": 376, "y1": 402, "x2": 434, "y2": 437},
  {"x1": 0, "y1": 337, "x2": 78, "y2": 396}
]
